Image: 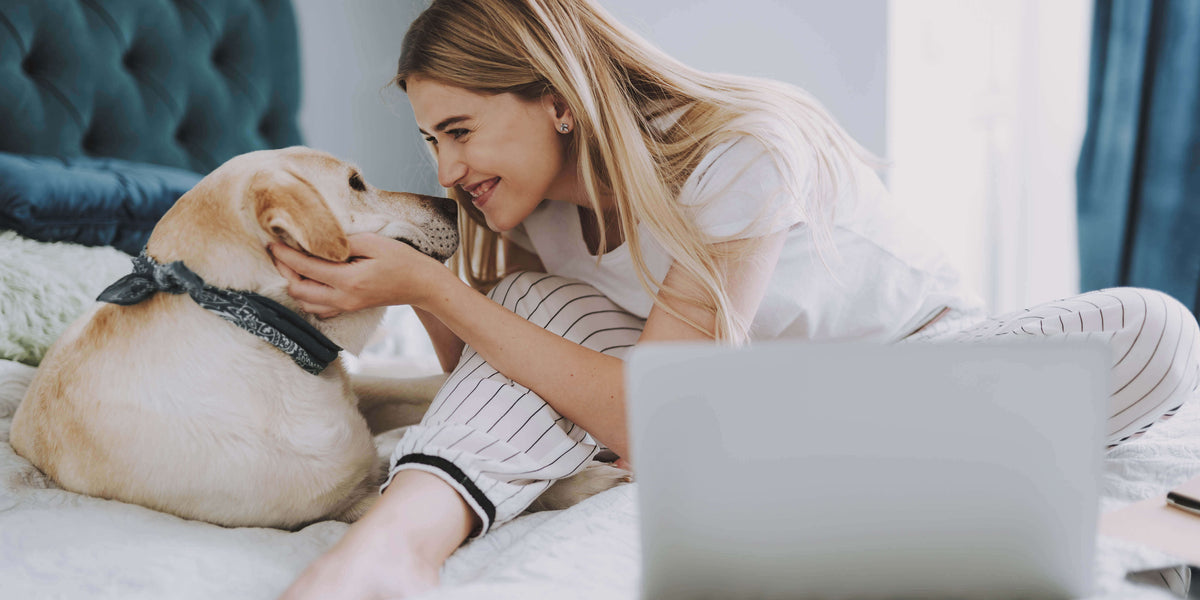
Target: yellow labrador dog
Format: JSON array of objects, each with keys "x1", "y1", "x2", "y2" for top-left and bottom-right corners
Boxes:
[{"x1": 10, "y1": 147, "x2": 624, "y2": 529}]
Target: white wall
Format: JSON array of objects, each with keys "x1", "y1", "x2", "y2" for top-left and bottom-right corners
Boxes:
[
  {"x1": 601, "y1": 0, "x2": 888, "y2": 157},
  {"x1": 293, "y1": 0, "x2": 440, "y2": 196}
]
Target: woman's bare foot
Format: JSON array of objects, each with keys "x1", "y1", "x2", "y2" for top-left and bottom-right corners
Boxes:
[
  {"x1": 279, "y1": 523, "x2": 439, "y2": 600},
  {"x1": 279, "y1": 471, "x2": 475, "y2": 600}
]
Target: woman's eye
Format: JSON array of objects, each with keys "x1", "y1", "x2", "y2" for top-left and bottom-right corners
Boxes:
[{"x1": 422, "y1": 129, "x2": 468, "y2": 144}]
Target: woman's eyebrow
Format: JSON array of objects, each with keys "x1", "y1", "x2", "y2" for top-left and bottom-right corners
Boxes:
[{"x1": 418, "y1": 115, "x2": 470, "y2": 136}]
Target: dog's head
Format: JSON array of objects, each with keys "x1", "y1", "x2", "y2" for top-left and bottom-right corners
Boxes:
[
  {"x1": 144, "y1": 147, "x2": 458, "y2": 353},
  {"x1": 147, "y1": 146, "x2": 458, "y2": 292},
  {"x1": 248, "y1": 150, "x2": 459, "y2": 265}
]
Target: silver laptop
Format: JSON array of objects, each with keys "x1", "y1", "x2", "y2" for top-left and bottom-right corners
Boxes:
[{"x1": 625, "y1": 338, "x2": 1108, "y2": 600}]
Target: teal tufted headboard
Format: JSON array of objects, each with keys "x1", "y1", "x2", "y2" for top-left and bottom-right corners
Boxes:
[{"x1": 0, "y1": 0, "x2": 303, "y2": 173}]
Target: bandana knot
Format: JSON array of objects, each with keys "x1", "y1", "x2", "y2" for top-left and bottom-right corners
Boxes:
[{"x1": 100, "y1": 253, "x2": 205, "y2": 304}]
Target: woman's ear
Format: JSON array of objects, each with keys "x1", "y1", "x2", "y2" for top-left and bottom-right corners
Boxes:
[{"x1": 544, "y1": 94, "x2": 575, "y2": 134}]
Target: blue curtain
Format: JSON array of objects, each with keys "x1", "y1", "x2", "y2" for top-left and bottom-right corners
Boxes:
[{"x1": 1076, "y1": 0, "x2": 1200, "y2": 318}]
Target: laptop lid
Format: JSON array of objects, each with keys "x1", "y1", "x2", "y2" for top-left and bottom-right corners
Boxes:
[{"x1": 625, "y1": 339, "x2": 1108, "y2": 600}]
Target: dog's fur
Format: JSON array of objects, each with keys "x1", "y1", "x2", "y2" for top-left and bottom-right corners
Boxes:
[{"x1": 9, "y1": 147, "x2": 626, "y2": 529}]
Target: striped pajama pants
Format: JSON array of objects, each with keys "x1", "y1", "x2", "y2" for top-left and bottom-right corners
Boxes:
[
  {"x1": 906, "y1": 286, "x2": 1200, "y2": 447},
  {"x1": 383, "y1": 272, "x2": 646, "y2": 536},
  {"x1": 384, "y1": 275, "x2": 1200, "y2": 535}
]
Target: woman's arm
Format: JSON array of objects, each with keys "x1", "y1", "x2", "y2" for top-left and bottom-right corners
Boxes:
[
  {"x1": 399, "y1": 237, "x2": 546, "y2": 374},
  {"x1": 416, "y1": 231, "x2": 787, "y2": 459},
  {"x1": 412, "y1": 306, "x2": 465, "y2": 373}
]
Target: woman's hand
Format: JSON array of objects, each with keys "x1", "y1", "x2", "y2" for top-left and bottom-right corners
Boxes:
[{"x1": 269, "y1": 233, "x2": 450, "y2": 319}]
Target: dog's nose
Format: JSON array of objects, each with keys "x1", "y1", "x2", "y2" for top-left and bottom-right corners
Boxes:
[{"x1": 432, "y1": 196, "x2": 458, "y2": 224}]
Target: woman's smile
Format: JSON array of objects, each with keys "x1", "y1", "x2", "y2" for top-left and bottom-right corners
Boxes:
[{"x1": 464, "y1": 176, "x2": 500, "y2": 208}]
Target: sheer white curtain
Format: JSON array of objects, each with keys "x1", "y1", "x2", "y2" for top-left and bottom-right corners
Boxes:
[{"x1": 888, "y1": 0, "x2": 1091, "y2": 314}]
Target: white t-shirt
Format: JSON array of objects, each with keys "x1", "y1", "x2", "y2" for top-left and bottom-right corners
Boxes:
[{"x1": 504, "y1": 135, "x2": 985, "y2": 343}]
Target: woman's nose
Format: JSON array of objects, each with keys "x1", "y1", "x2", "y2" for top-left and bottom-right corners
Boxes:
[{"x1": 437, "y1": 148, "x2": 467, "y2": 189}]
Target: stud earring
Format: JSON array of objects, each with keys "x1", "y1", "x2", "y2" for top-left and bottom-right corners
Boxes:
[{"x1": 559, "y1": 123, "x2": 571, "y2": 133}]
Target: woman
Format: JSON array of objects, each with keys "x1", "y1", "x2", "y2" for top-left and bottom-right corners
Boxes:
[{"x1": 276, "y1": 0, "x2": 1200, "y2": 597}]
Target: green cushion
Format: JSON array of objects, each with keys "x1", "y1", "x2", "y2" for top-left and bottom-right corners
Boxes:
[
  {"x1": 0, "y1": 0, "x2": 303, "y2": 173},
  {"x1": 0, "y1": 152, "x2": 202, "y2": 254}
]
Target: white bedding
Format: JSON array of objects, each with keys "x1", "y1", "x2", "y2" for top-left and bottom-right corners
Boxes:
[{"x1": 0, "y1": 357, "x2": 1195, "y2": 600}]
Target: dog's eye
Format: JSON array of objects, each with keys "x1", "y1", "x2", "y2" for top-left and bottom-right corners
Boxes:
[{"x1": 349, "y1": 172, "x2": 366, "y2": 192}]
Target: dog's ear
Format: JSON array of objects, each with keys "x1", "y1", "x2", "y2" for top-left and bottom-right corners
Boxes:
[{"x1": 250, "y1": 169, "x2": 350, "y2": 262}]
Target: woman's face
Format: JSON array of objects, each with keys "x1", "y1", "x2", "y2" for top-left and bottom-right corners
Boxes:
[{"x1": 406, "y1": 76, "x2": 575, "y2": 232}]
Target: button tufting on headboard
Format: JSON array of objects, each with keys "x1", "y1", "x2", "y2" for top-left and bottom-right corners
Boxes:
[{"x1": 0, "y1": 0, "x2": 303, "y2": 174}]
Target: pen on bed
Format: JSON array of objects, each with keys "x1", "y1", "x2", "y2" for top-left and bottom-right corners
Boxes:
[{"x1": 1165, "y1": 490, "x2": 1200, "y2": 517}]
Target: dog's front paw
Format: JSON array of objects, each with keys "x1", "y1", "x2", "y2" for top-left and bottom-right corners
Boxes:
[{"x1": 527, "y1": 461, "x2": 632, "y2": 513}]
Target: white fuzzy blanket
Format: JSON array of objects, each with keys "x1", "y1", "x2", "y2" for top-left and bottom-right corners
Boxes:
[
  {"x1": 0, "y1": 357, "x2": 1195, "y2": 600},
  {"x1": 0, "y1": 231, "x2": 132, "y2": 366}
]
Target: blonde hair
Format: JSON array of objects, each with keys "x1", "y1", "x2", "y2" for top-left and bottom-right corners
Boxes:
[{"x1": 396, "y1": 0, "x2": 875, "y2": 342}]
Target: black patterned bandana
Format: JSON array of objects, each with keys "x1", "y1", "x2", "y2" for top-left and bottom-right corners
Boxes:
[{"x1": 97, "y1": 250, "x2": 342, "y2": 375}]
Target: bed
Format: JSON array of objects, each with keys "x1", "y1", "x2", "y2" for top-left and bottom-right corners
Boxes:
[{"x1": 0, "y1": 1, "x2": 1196, "y2": 598}]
